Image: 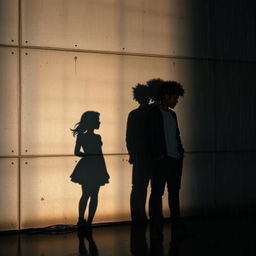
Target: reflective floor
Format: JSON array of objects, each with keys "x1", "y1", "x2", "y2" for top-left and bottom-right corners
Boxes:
[{"x1": 0, "y1": 216, "x2": 255, "y2": 256}]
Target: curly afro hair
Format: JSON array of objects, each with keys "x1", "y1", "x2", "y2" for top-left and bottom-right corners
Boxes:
[
  {"x1": 157, "y1": 81, "x2": 184, "y2": 101},
  {"x1": 132, "y1": 83, "x2": 149, "y2": 104},
  {"x1": 146, "y1": 78, "x2": 164, "y2": 103}
]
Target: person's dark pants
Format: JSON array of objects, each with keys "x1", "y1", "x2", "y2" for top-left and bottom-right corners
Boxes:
[
  {"x1": 130, "y1": 156, "x2": 152, "y2": 222},
  {"x1": 149, "y1": 156, "x2": 183, "y2": 221}
]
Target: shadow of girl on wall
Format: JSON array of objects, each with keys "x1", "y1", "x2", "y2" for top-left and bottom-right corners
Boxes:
[{"x1": 70, "y1": 111, "x2": 110, "y2": 228}]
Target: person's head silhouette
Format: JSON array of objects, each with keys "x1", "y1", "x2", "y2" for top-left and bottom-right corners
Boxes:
[
  {"x1": 132, "y1": 83, "x2": 150, "y2": 106},
  {"x1": 71, "y1": 111, "x2": 100, "y2": 136},
  {"x1": 147, "y1": 78, "x2": 164, "y2": 104}
]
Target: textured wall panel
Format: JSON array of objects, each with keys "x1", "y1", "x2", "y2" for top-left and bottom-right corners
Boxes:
[
  {"x1": 21, "y1": 48, "x2": 214, "y2": 155},
  {"x1": 207, "y1": 0, "x2": 256, "y2": 61},
  {"x1": 180, "y1": 153, "x2": 215, "y2": 216},
  {"x1": 0, "y1": 47, "x2": 19, "y2": 156},
  {"x1": 21, "y1": 0, "x2": 195, "y2": 56},
  {"x1": 176, "y1": 59, "x2": 215, "y2": 152},
  {"x1": 0, "y1": 0, "x2": 18, "y2": 45},
  {"x1": 19, "y1": 156, "x2": 79, "y2": 229},
  {"x1": 22, "y1": 0, "x2": 256, "y2": 60},
  {"x1": 0, "y1": 158, "x2": 19, "y2": 231},
  {"x1": 215, "y1": 62, "x2": 256, "y2": 151},
  {"x1": 215, "y1": 152, "x2": 256, "y2": 215}
]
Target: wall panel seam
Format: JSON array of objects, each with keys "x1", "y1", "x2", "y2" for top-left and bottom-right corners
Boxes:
[
  {"x1": 1, "y1": 44, "x2": 255, "y2": 64},
  {"x1": 0, "y1": 150, "x2": 255, "y2": 159},
  {"x1": 18, "y1": 0, "x2": 22, "y2": 231}
]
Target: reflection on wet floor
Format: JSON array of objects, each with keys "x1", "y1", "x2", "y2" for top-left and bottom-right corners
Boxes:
[{"x1": 0, "y1": 216, "x2": 255, "y2": 256}]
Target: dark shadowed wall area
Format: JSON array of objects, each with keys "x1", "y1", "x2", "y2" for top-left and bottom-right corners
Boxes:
[{"x1": 0, "y1": 0, "x2": 255, "y2": 230}]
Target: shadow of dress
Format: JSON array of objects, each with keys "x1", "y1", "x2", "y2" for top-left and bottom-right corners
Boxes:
[{"x1": 70, "y1": 132, "x2": 109, "y2": 187}]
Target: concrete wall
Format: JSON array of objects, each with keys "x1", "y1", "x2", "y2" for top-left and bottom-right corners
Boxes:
[{"x1": 0, "y1": 0, "x2": 255, "y2": 230}]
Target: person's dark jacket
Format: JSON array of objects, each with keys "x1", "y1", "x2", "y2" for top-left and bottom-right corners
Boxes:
[
  {"x1": 126, "y1": 106, "x2": 150, "y2": 164},
  {"x1": 146, "y1": 106, "x2": 184, "y2": 160}
]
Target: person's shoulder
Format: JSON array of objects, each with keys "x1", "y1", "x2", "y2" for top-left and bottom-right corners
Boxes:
[{"x1": 128, "y1": 108, "x2": 140, "y2": 117}]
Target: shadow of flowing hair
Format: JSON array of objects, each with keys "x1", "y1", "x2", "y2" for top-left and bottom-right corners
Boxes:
[{"x1": 71, "y1": 111, "x2": 100, "y2": 137}]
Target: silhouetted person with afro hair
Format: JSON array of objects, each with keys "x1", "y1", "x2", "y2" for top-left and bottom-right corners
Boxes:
[
  {"x1": 126, "y1": 84, "x2": 153, "y2": 223},
  {"x1": 147, "y1": 81, "x2": 185, "y2": 230}
]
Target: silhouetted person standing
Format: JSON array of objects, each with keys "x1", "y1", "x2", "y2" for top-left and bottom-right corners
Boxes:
[
  {"x1": 147, "y1": 81, "x2": 184, "y2": 228},
  {"x1": 70, "y1": 111, "x2": 109, "y2": 228},
  {"x1": 126, "y1": 84, "x2": 152, "y2": 223}
]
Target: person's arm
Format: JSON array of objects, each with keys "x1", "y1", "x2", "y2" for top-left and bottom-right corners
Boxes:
[
  {"x1": 126, "y1": 112, "x2": 136, "y2": 164},
  {"x1": 74, "y1": 134, "x2": 86, "y2": 157}
]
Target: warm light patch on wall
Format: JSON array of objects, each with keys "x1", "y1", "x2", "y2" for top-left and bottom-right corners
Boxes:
[
  {"x1": 0, "y1": 0, "x2": 195, "y2": 230},
  {"x1": 0, "y1": 47, "x2": 19, "y2": 156},
  {"x1": 21, "y1": 0, "x2": 191, "y2": 56}
]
